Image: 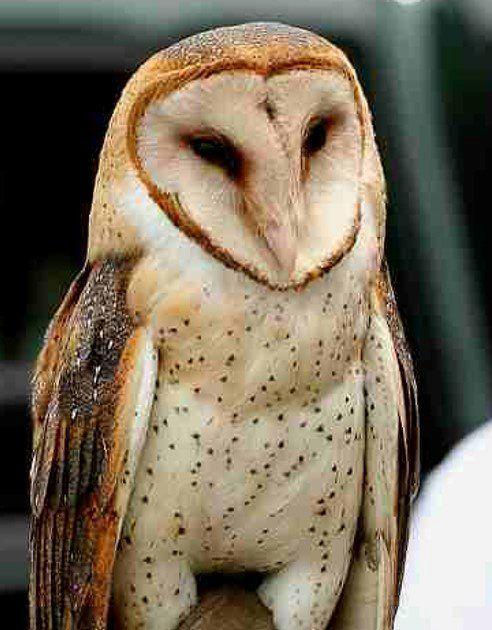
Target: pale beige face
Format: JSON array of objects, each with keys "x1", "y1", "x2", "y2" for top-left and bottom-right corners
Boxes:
[{"x1": 135, "y1": 69, "x2": 363, "y2": 287}]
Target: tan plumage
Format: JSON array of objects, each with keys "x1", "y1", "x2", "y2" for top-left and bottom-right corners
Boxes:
[{"x1": 30, "y1": 22, "x2": 418, "y2": 630}]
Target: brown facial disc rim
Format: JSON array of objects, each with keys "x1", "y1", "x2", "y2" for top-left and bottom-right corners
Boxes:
[{"x1": 127, "y1": 56, "x2": 366, "y2": 291}]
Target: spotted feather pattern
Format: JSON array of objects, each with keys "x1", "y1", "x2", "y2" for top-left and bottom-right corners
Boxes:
[{"x1": 330, "y1": 264, "x2": 419, "y2": 630}]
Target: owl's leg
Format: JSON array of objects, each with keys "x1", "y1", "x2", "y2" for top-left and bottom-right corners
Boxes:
[
  {"x1": 112, "y1": 553, "x2": 197, "y2": 630},
  {"x1": 257, "y1": 554, "x2": 350, "y2": 630}
]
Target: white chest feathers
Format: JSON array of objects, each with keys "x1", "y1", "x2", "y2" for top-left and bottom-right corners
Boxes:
[{"x1": 114, "y1": 253, "x2": 371, "y2": 629}]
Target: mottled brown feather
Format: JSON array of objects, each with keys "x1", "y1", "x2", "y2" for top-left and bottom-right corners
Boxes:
[
  {"x1": 30, "y1": 258, "x2": 145, "y2": 629},
  {"x1": 31, "y1": 266, "x2": 90, "y2": 450}
]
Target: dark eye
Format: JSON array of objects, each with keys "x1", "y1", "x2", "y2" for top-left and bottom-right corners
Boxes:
[
  {"x1": 303, "y1": 118, "x2": 328, "y2": 156},
  {"x1": 188, "y1": 135, "x2": 241, "y2": 179}
]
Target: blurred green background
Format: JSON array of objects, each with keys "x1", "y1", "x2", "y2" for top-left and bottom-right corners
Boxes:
[{"x1": 0, "y1": 0, "x2": 491, "y2": 624}]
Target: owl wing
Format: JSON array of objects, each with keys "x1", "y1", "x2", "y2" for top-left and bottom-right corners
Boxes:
[
  {"x1": 330, "y1": 261, "x2": 419, "y2": 630},
  {"x1": 29, "y1": 258, "x2": 157, "y2": 630}
]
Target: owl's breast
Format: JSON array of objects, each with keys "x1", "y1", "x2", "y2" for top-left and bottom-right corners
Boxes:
[
  {"x1": 123, "y1": 262, "x2": 369, "y2": 572},
  {"x1": 143, "y1": 258, "x2": 368, "y2": 405}
]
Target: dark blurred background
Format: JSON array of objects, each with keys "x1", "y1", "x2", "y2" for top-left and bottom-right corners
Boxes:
[{"x1": 1, "y1": 0, "x2": 491, "y2": 624}]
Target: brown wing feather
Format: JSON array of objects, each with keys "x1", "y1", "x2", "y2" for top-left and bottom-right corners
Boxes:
[
  {"x1": 330, "y1": 262, "x2": 419, "y2": 629},
  {"x1": 379, "y1": 260, "x2": 420, "y2": 497},
  {"x1": 29, "y1": 257, "x2": 154, "y2": 630},
  {"x1": 31, "y1": 266, "x2": 90, "y2": 452},
  {"x1": 377, "y1": 260, "x2": 420, "y2": 599}
]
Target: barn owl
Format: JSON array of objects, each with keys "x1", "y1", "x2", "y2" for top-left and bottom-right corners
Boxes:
[{"x1": 29, "y1": 22, "x2": 419, "y2": 630}]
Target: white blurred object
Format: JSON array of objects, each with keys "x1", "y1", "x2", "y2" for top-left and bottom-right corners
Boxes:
[{"x1": 396, "y1": 421, "x2": 492, "y2": 629}]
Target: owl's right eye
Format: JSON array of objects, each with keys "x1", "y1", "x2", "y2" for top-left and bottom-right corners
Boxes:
[{"x1": 188, "y1": 134, "x2": 241, "y2": 179}]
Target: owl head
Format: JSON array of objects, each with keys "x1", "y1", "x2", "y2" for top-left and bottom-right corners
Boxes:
[{"x1": 88, "y1": 22, "x2": 385, "y2": 290}]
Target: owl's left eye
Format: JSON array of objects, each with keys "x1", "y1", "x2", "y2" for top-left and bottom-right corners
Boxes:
[
  {"x1": 188, "y1": 134, "x2": 241, "y2": 179},
  {"x1": 303, "y1": 118, "x2": 328, "y2": 156}
]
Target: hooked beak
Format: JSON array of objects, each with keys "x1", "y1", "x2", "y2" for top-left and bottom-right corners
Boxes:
[
  {"x1": 242, "y1": 173, "x2": 299, "y2": 279},
  {"x1": 264, "y1": 219, "x2": 297, "y2": 277}
]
